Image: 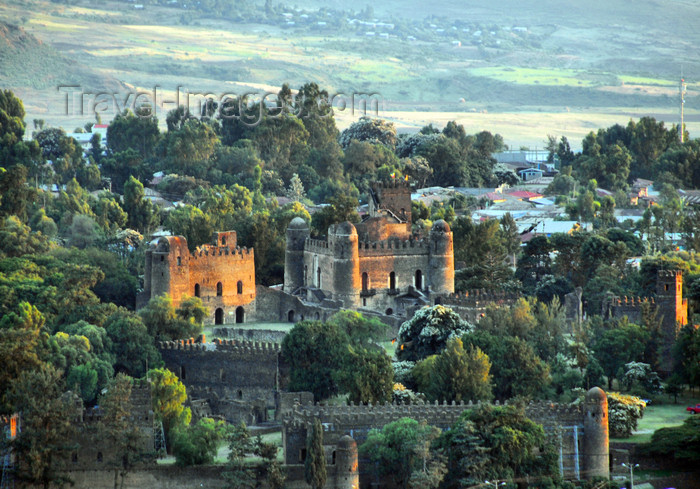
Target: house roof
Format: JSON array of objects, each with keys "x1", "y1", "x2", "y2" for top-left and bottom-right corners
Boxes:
[{"x1": 506, "y1": 190, "x2": 543, "y2": 200}]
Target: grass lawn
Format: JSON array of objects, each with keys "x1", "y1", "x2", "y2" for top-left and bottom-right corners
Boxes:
[{"x1": 611, "y1": 392, "x2": 700, "y2": 444}]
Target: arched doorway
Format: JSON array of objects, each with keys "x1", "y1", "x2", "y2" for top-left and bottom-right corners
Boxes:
[
  {"x1": 288, "y1": 310, "x2": 295, "y2": 322},
  {"x1": 235, "y1": 306, "x2": 244, "y2": 323},
  {"x1": 194, "y1": 283, "x2": 200, "y2": 297},
  {"x1": 215, "y1": 308, "x2": 224, "y2": 325}
]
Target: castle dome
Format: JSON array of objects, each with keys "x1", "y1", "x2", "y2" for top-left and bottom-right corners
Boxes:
[
  {"x1": 431, "y1": 219, "x2": 451, "y2": 233},
  {"x1": 337, "y1": 434, "x2": 357, "y2": 449},
  {"x1": 334, "y1": 221, "x2": 358, "y2": 236},
  {"x1": 288, "y1": 216, "x2": 309, "y2": 230},
  {"x1": 585, "y1": 386, "x2": 607, "y2": 402}
]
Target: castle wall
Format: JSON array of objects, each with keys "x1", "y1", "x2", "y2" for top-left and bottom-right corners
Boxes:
[
  {"x1": 63, "y1": 383, "x2": 154, "y2": 471},
  {"x1": 158, "y1": 339, "x2": 286, "y2": 412},
  {"x1": 282, "y1": 392, "x2": 608, "y2": 481}
]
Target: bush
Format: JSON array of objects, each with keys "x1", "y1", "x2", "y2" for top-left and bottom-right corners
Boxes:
[
  {"x1": 172, "y1": 417, "x2": 227, "y2": 466},
  {"x1": 607, "y1": 392, "x2": 646, "y2": 438}
]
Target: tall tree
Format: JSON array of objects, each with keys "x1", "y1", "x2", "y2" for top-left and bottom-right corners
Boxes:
[{"x1": 304, "y1": 418, "x2": 327, "y2": 489}]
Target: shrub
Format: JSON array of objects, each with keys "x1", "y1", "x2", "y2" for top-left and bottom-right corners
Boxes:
[{"x1": 607, "y1": 392, "x2": 646, "y2": 438}]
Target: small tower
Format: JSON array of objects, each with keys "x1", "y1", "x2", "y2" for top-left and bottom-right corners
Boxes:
[
  {"x1": 284, "y1": 217, "x2": 310, "y2": 293},
  {"x1": 583, "y1": 386, "x2": 609, "y2": 480},
  {"x1": 656, "y1": 269, "x2": 687, "y2": 331},
  {"x1": 429, "y1": 219, "x2": 455, "y2": 295},
  {"x1": 335, "y1": 435, "x2": 359, "y2": 489},
  {"x1": 330, "y1": 221, "x2": 361, "y2": 308},
  {"x1": 148, "y1": 236, "x2": 190, "y2": 305}
]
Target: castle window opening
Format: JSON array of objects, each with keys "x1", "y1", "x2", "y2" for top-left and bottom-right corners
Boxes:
[
  {"x1": 332, "y1": 450, "x2": 336, "y2": 465},
  {"x1": 235, "y1": 306, "x2": 244, "y2": 323},
  {"x1": 237, "y1": 390, "x2": 243, "y2": 399},
  {"x1": 72, "y1": 452, "x2": 78, "y2": 464},
  {"x1": 363, "y1": 298, "x2": 367, "y2": 306},
  {"x1": 315, "y1": 312, "x2": 320, "y2": 320},
  {"x1": 237, "y1": 280, "x2": 243, "y2": 294},
  {"x1": 217, "y1": 282, "x2": 223, "y2": 296},
  {"x1": 389, "y1": 271, "x2": 396, "y2": 290},
  {"x1": 194, "y1": 283, "x2": 200, "y2": 297},
  {"x1": 300, "y1": 448, "x2": 307, "y2": 463},
  {"x1": 160, "y1": 256, "x2": 164, "y2": 262},
  {"x1": 317, "y1": 267, "x2": 321, "y2": 288},
  {"x1": 415, "y1": 269, "x2": 423, "y2": 289},
  {"x1": 97, "y1": 452, "x2": 103, "y2": 463},
  {"x1": 180, "y1": 365, "x2": 186, "y2": 380},
  {"x1": 219, "y1": 368, "x2": 225, "y2": 381},
  {"x1": 665, "y1": 284, "x2": 669, "y2": 291},
  {"x1": 177, "y1": 256, "x2": 181, "y2": 266},
  {"x1": 362, "y1": 272, "x2": 369, "y2": 291},
  {"x1": 386, "y1": 308, "x2": 393, "y2": 315},
  {"x1": 288, "y1": 310, "x2": 295, "y2": 322},
  {"x1": 304, "y1": 265, "x2": 308, "y2": 285},
  {"x1": 221, "y1": 236, "x2": 227, "y2": 246},
  {"x1": 215, "y1": 308, "x2": 224, "y2": 325}
]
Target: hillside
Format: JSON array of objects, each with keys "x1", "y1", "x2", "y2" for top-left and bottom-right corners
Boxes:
[{"x1": 0, "y1": 22, "x2": 124, "y2": 92}]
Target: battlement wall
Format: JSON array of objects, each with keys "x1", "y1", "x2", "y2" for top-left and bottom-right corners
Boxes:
[
  {"x1": 158, "y1": 338, "x2": 286, "y2": 408},
  {"x1": 357, "y1": 239, "x2": 430, "y2": 257},
  {"x1": 440, "y1": 290, "x2": 519, "y2": 308}
]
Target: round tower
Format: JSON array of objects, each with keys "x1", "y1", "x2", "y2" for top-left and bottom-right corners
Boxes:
[
  {"x1": 335, "y1": 435, "x2": 359, "y2": 489},
  {"x1": 429, "y1": 219, "x2": 455, "y2": 295},
  {"x1": 330, "y1": 221, "x2": 361, "y2": 308},
  {"x1": 150, "y1": 237, "x2": 173, "y2": 298},
  {"x1": 284, "y1": 217, "x2": 310, "y2": 293},
  {"x1": 583, "y1": 386, "x2": 609, "y2": 480}
]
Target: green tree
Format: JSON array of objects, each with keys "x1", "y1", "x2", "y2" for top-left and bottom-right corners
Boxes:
[
  {"x1": 223, "y1": 422, "x2": 256, "y2": 489},
  {"x1": 164, "y1": 204, "x2": 213, "y2": 251},
  {"x1": 148, "y1": 367, "x2": 191, "y2": 451},
  {"x1": 172, "y1": 417, "x2": 227, "y2": 466},
  {"x1": 106, "y1": 108, "x2": 161, "y2": 159},
  {"x1": 360, "y1": 418, "x2": 443, "y2": 489},
  {"x1": 396, "y1": 305, "x2": 472, "y2": 362},
  {"x1": 593, "y1": 320, "x2": 649, "y2": 389},
  {"x1": 437, "y1": 403, "x2": 558, "y2": 489},
  {"x1": 0, "y1": 89, "x2": 26, "y2": 146},
  {"x1": 6, "y1": 366, "x2": 75, "y2": 489},
  {"x1": 104, "y1": 309, "x2": 161, "y2": 377},
  {"x1": 123, "y1": 176, "x2": 158, "y2": 234},
  {"x1": 139, "y1": 294, "x2": 204, "y2": 341},
  {"x1": 304, "y1": 418, "x2": 327, "y2": 489},
  {"x1": 337, "y1": 346, "x2": 394, "y2": 404},
  {"x1": 415, "y1": 338, "x2": 492, "y2": 403},
  {"x1": 281, "y1": 320, "x2": 349, "y2": 401},
  {"x1": 326, "y1": 310, "x2": 389, "y2": 347},
  {"x1": 99, "y1": 374, "x2": 150, "y2": 489}
]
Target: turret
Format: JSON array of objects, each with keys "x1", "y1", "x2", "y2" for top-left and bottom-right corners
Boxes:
[
  {"x1": 335, "y1": 435, "x2": 359, "y2": 489},
  {"x1": 429, "y1": 219, "x2": 454, "y2": 295},
  {"x1": 149, "y1": 236, "x2": 190, "y2": 304},
  {"x1": 583, "y1": 387, "x2": 609, "y2": 480},
  {"x1": 284, "y1": 217, "x2": 310, "y2": 293},
  {"x1": 330, "y1": 221, "x2": 361, "y2": 308}
]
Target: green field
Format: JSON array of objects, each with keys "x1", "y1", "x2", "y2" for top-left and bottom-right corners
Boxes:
[
  {"x1": 2, "y1": 0, "x2": 700, "y2": 146},
  {"x1": 611, "y1": 394, "x2": 700, "y2": 444}
]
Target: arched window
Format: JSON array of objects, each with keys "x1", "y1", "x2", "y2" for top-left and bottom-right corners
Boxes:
[
  {"x1": 389, "y1": 271, "x2": 396, "y2": 290},
  {"x1": 194, "y1": 283, "x2": 200, "y2": 297},
  {"x1": 221, "y1": 236, "x2": 227, "y2": 246},
  {"x1": 288, "y1": 310, "x2": 295, "y2": 323},
  {"x1": 362, "y1": 272, "x2": 369, "y2": 291},
  {"x1": 235, "y1": 306, "x2": 244, "y2": 323},
  {"x1": 415, "y1": 270, "x2": 423, "y2": 290},
  {"x1": 215, "y1": 308, "x2": 224, "y2": 325},
  {"x1": 304, "y1": 265, "x2": 308, "y2": 285},
  {"x1": 216, "y1": 282, "x2": 223, "y2": 296},
  {"x1": 237, "y1": 280, "x2": 243, "y2": 294},
  {"x1": 177, "y1": 256, "x2": 181, "y2": 266},
  {"x1": 317, "y1": 267, "x2": 321, "y2": 288}
]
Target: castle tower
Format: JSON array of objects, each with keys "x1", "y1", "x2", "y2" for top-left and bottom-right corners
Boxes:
[
  {"x1": 149, "y1": 236, "x2": 190, "y2": 304},
  {"x1": 330, "y1": 221, "x2": 361, "y2": 308},
  {"x1": 285, "y1": 217, "x2": 310, "y2": 293},
  {"x1": 335, "y1": 435, "x2": 359, "y2": 489},
  {"x1": 656, "y1": 269, "x2": 687, "y2": 331},
  {"x1": 583, "y1": 387, "x2": 609, "y2": 480},
  {"x1": 370, "y1": 180, "x2": 412, "y2": 224},
  {"x1": 429, "y1": 219, "x2": 455, "y2": 295}
]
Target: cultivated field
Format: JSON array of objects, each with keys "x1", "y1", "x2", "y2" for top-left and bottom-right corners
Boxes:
[{"x1": 2, "y1": 0, "x2": 699, "y2": 147}]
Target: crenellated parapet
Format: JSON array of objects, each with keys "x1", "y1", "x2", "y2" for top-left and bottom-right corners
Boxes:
[
  {"x1": 158, "y1": 338, "x2": 281, "y2": 355},
  {"x1": 440, "y1": 289, "x2": 519, "y2": 307},
  {"x1": 358, "y1": 238, "x2": 430, "y2": 256}
]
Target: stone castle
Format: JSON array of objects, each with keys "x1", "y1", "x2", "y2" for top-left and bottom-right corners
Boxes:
[
  {"x1": 137, "y1": 231, "x2": 256, "y2": 325},
  {"x1": 283, "y1": 387, "x2": 610, "y2": 484}
]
